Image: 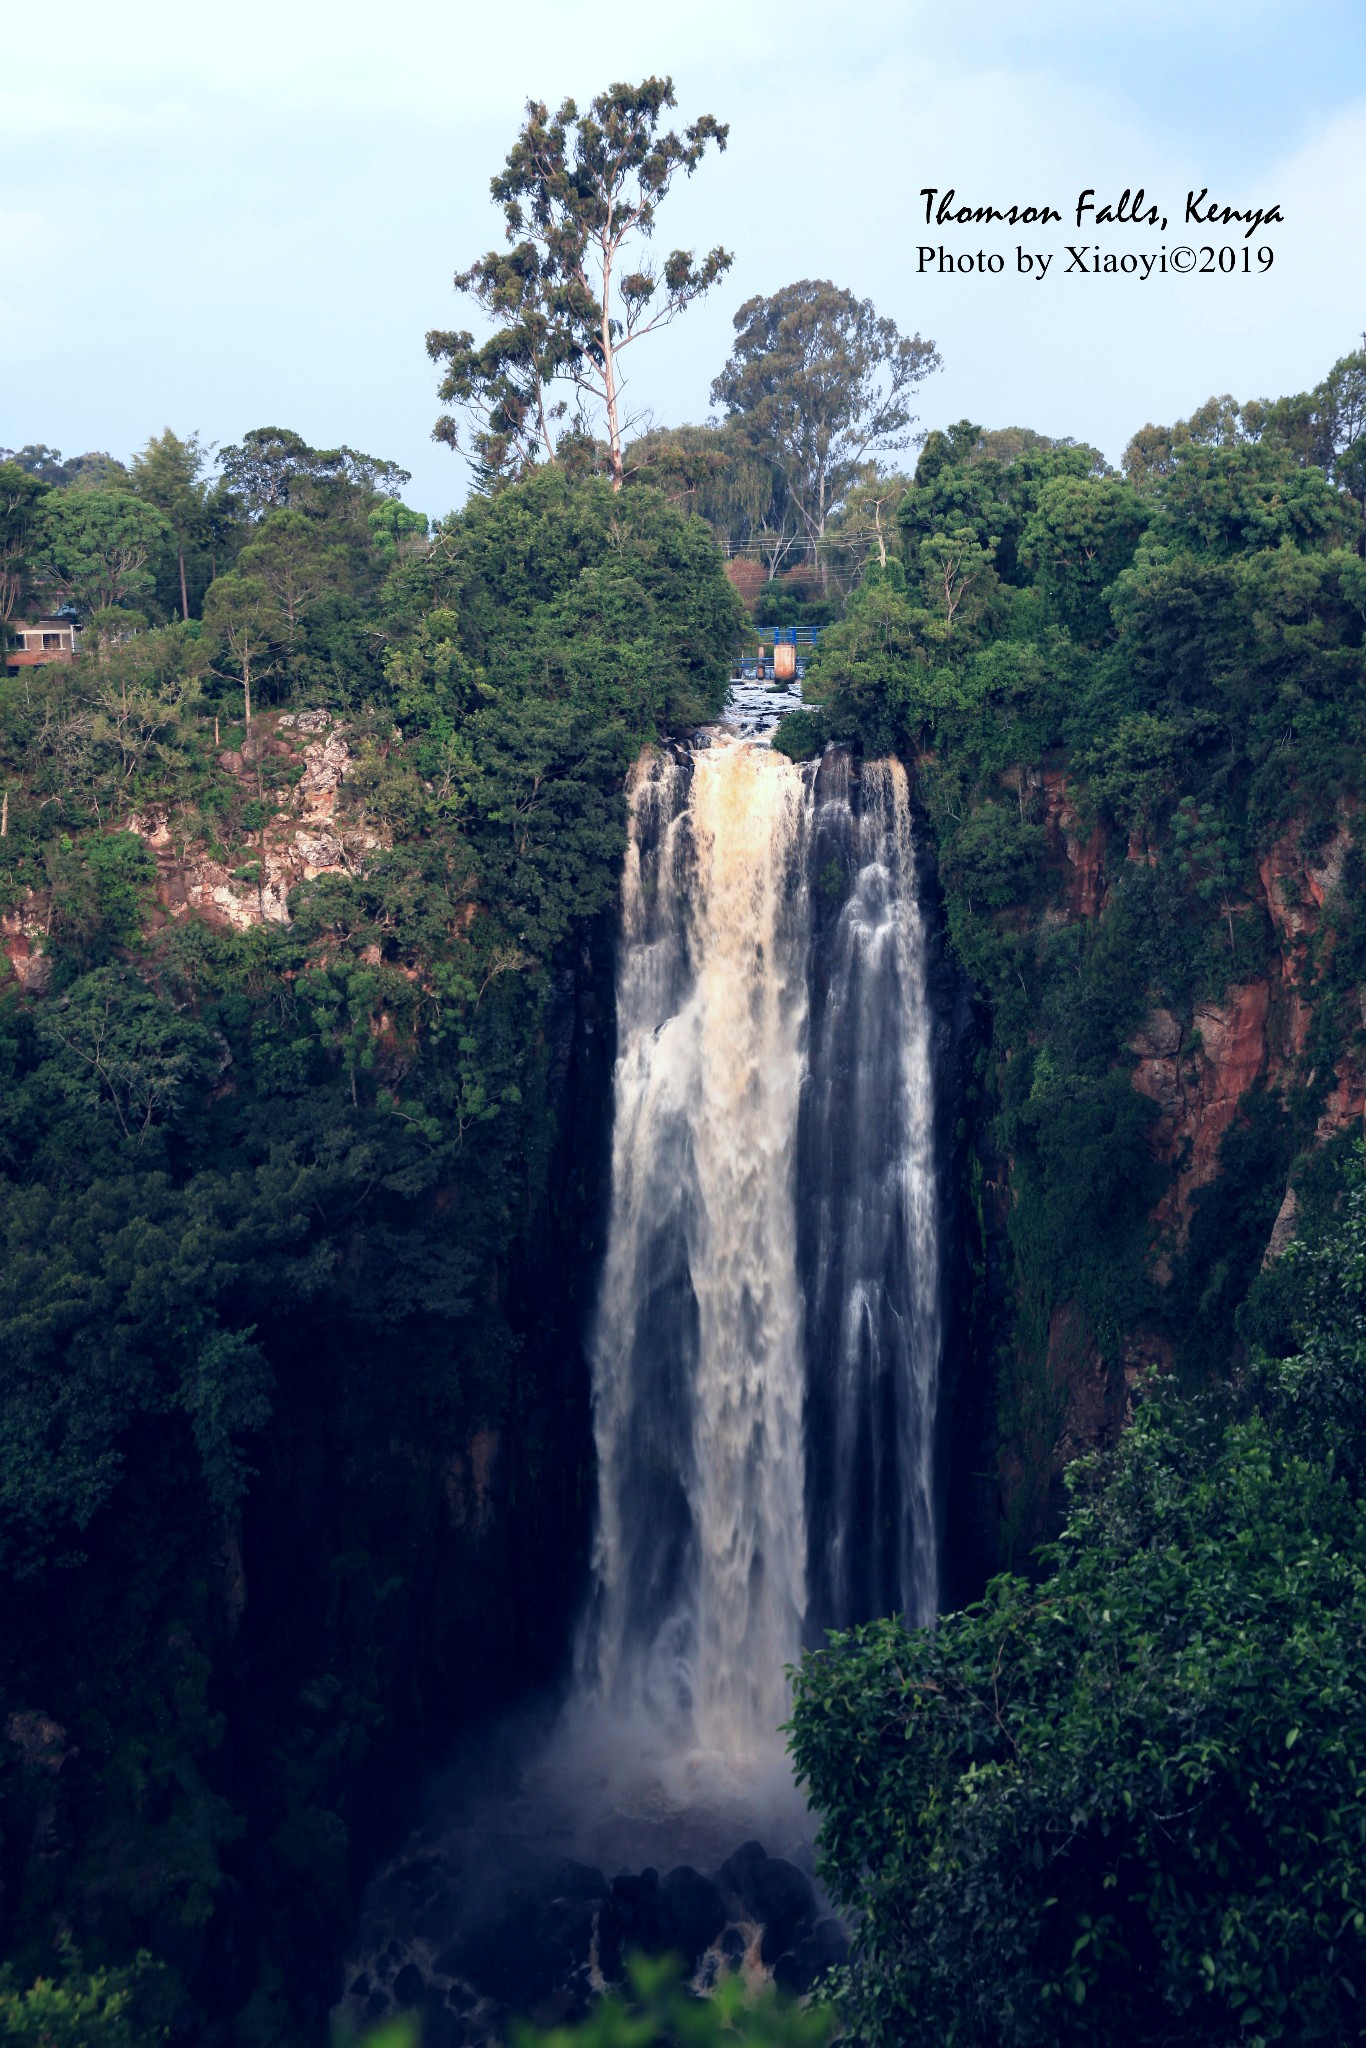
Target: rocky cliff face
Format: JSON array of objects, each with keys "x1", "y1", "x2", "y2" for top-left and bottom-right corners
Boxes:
[
  {"x1": 996, "y1": 777, "x2": 1366, "y2": 1538},
  {"x1": 131, "y1": 710, "x2": 380, "y2": 930},
  {"x1": 3, "y1": 710, "x2": 375, "y2": 981}
]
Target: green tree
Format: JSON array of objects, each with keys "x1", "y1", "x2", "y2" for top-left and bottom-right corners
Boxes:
[
  {"x1": 1151, "y1": 441, "x2": 1356, "y2": 558},
  {"x1": 916, "y1": 523, "x2": 999, "y2": 634},
  {"x1": 822, "y1": 466, "x2": 914, "y2": 583},
  {"x1": 430, "y1": 78, "x2": 731, "y2": 487},
  {"x1": 427, "y1": 236, "x2": 581, "y2": 481},
  {"x1": 129, "y1": 428, "x2": 216, "y2": 620},
  {"x1": 1123, "y1": 392, "x2": 1249, "y2": 489},
  {"x1": 0, "y1": 1952, "x2": 165, "y2": 2047},
  {"x1": 1172, "y1": 794, "x2": 1243, "y2": 956},
  {"x1": 791, "y1": 1379, "x2": 1366, "y2": 2047},
  {"x1": 368, "y1": 500, "x2": 430, "y2": 569},
  {"x1": 710, "y1": 281, "x2": 939, "y2": 561},
  {"x1": 0, "y1": 461, "x2": 51, "y2": 627},
  {"x1": 1252, "y1": 339, "x2": 1366, "y2": 502},
  {"x1": 624, "y1": 421, "x2": 805, "y2": 581},
  {"x1": 903, "y1": 437, "x2": 1097, "y2": 588},
  {"x1": 804, "y1": 559, "x2": 960, "y2": 754},
  {"x1": 236, "y1": 510, "x2": 350, "y2": 639},
  {"x1": 1018, "y1": 474, "x2": 1149, "y2": 641},
  {"x1": 34, "y1": 491, "x2": 175, "y2": 619},
  {"x1": 217, "y1": 428, "x2": 410, "y2": 522},
  {"x1": 201, "y1": 572, "x2": 280, "y2": 724}
]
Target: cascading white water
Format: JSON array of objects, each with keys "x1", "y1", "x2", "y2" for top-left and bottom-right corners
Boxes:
[
  {"x1": 800, "y1": 753, "x2": 941, "y2": 1638},
  {"x1": 577, "y1": 736, "x2": 941, "y2": 1778}
]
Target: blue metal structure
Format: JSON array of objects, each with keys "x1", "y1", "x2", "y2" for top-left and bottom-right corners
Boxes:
[{"x1": 732, "y1": 623, "x2": 822, "y2": 682}]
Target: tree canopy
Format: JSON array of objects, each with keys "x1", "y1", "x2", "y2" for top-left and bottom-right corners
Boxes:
[
  {"x1": 710, "y1": 280, "x2": 939, "y2": 551},
  {"x1": 429, "y1": 77, "x2": 731, "y2": 487},
  {"x1": 791, "y1": 1150, "x2": 1366, "y2": 2048},
  {"x1": 34, "y1": 490, "x2": 176, "y2": 618}
]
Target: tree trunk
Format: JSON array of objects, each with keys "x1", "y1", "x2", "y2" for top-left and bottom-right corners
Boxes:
[
  {"x1": 536, "y1": 379, "x2": 556, "y2": 465},
  {"x1": 178, "y1": 546, "x2": 189, "y2": 622},
  {"x1": 243, "y1": 654, "x2": 252, "y2": 731},
  {"x1": 600, "y1": 248, "x2": 624, "y2": 489}
]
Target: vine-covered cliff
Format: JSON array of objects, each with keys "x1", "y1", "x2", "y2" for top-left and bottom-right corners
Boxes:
[{"x1": 0, "y1": 466, "x2": 741, "y2": 2041}]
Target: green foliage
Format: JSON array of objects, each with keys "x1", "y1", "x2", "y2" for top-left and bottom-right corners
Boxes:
[
  {"x1": 515, "y1": 1954, "x2": 836, "y2": 2048},
  {"x1": 711, "y1": 280, "x2": 939, "y2": 547},
  {"x1": 430, "y1": 78, "x2": 731, "y2": 485},
  {"x1": 217, "y1": 427, "x2": 410, "y2": 522},
  {"x1": 804, "y1": 560, "x2": 963, "y2": 755},
  {"x1": 128, "y1": 429, "x2": 226, "y2": 620},
  {"x1": 794, "y1": 1147, "x2": 1366, "y2": 2045},
  {"x1": 1123, "y1": 392, "x2": 1252, "y2": 489},
  {"x1": 0, "y1": 461, "x2": 52, "y2": 626},
  {"x1": 34, "y1": 490, "x2": 176, "y2": 618},
  {"x1": 1018, "y1": 475, "x2": 1148, "y2": 641},
  {"x1": 1246, "y1": 1144, "x2": 1366, "y2": 1487},
  {"x1": 0, "y1": 1950, "x2": 166, "y2": 2045},
  {"x1": 811, "y1": 346, "x2": 1366, "y2": 1559},
  {"x1": 1149, "y1": 441, "x2": 1357, "y2": 558},
  {"x1": 793, "y1": 1394, "x2": 1366, "y2": 2044},
  {"x1": 902, "y1": 437, "x2": 1098, "y2": 585},
  {"x1": 0, "y1": 460, "x2": 742, "y2": 2037},
  {"x1": 770, "y1": 708, "x2": 825, "y2": 762},
  {"x1": 624, "y1": 423, "x2": 779, "y2": 556},
  {"x1": 368, "y1": 499, "x2": 429, "y2": 567},
  {"x1": 237, "y1": 510, "x2": 353, "y2": 633}
]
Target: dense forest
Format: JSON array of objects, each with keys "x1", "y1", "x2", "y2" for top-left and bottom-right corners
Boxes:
[{"x1": 5, "y1": 70, "x2": 1366, "y2": 2048}]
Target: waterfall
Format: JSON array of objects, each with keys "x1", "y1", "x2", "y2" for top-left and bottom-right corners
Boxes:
[
  {"x1": 799, "y1": 751, "x2": 941, "y2": 1639},
  {"x1": 334, "y1": 734, "x2": 949, "y2": 2022},
  {"x1": 577, "y1": 737, "x2": 941, "y2": 1775}
]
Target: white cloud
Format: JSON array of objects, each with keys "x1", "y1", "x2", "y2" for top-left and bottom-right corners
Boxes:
[{"x1": 4, "y1": 2, "x2": 1362, "y2": 509}]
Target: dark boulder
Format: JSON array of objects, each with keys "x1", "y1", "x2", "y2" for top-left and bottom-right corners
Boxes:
[
  {"x1": 598, "y1": 1867, "x2": 657, "y2": 1979},
  {"x1": 771, "y1": 1953, "x2": 804, "y2": 1996},
  {"x1": 717, "y1": 1843, "x2": 816, "y2": 1960},
  {"x1": 656, "y1": 1866, "x2": 727, "y2": 1966},
  {"x1": 770, "y1": 1916, "x2": 849, "y2": 1994},
  {"x1": 716, "y1": 1840, "x2": 768, "y2": 1902},
  {"x1": 393, "y1": 1963, "x2": 425, "y2": 2008},
  {"x1": 598, "y1": 1863, "x2": 723, "y2": 1977}
]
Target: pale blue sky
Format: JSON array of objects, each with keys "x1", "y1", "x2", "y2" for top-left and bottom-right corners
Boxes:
[{"x1": 5, "y1": 0, "x2": 1364, "y2": 516}]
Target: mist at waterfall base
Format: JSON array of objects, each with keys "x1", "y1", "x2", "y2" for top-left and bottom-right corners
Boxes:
[{"x1": 340, "y1": 732, "x2": 947, "y2": 2025}]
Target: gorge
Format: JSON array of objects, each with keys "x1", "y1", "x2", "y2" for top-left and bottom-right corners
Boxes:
[
  {"x1": 339, "y1": 707, "x2": 961, "y2": 2032},
  {"x1": 7, "y1": 387, "x2": 1366, "y2": 2041}
]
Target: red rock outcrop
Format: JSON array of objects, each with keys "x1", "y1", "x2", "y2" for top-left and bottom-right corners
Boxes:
[
  {"x1": 1, "y1": 902, "x2": 51, "y2": 992},
  {"x1": 1130, "y1": 984, "x2": 1271, "y2": 1254},
  {"x1": 1041, "y1": 768, "x2": 1107, "y2": 920}
]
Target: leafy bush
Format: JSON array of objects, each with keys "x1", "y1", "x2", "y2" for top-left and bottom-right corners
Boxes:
[
  {"x1": 770, "y1": 709, "x2": 825, "y2": 762},
  {"x1": 0, "y1": 1952, "x2": 165, "y2": 2046},
  {"x1": 793, "y1": 1409, "x2": 1366, "y2": 2046},
  {"x1": 791, "y1": 1145, "x2": 1366, "y2": 2048},
  {"x1": 514, "y1": 1955, "x2": 836, "y2": 2048}
]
